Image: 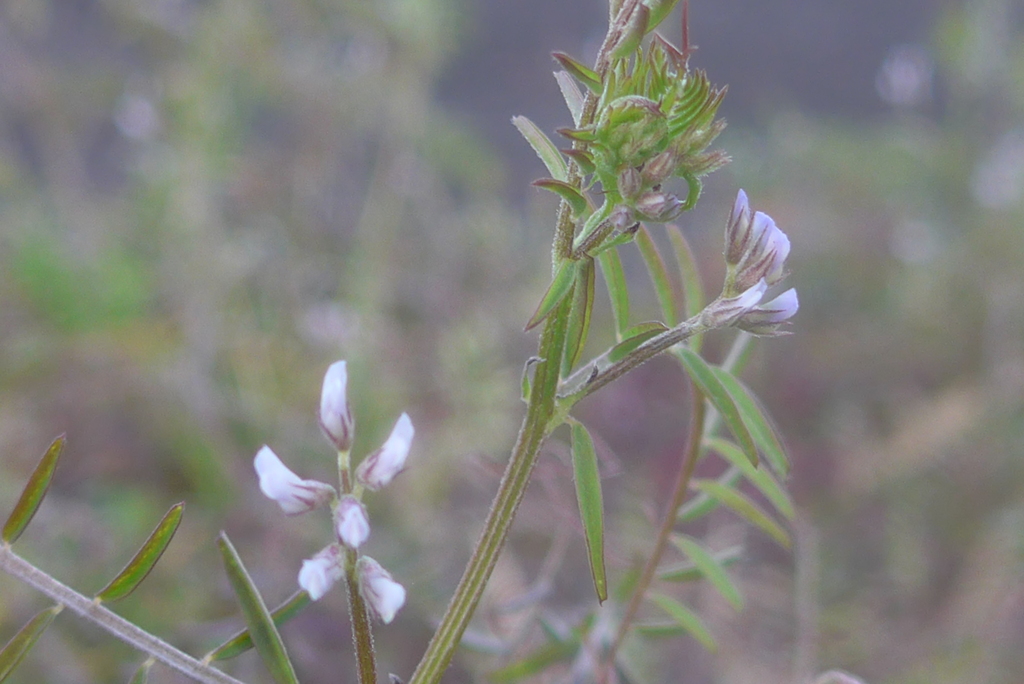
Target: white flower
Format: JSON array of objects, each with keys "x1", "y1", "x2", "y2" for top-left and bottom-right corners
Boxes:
[
  {"x1": 738, "y1": 288, "x2": 799, "y2": 336},
  {"x1": 357, "y1": 557, "x2": 406, "y2": 624},
  {"x1": 355, "y1": 413, "x2": 414, "y2": 490},
  {"x1": 254, "y1": 446, "x2": 335, "y2": 515},
  {"x1": 724, "y1": 190, "x2": 792, "y2": 294},
  {"x1": 298, "y1": 545, "x2": 344, "y2": 600},
  {"x1": 335, "y1": 495, "x2": 370, "y2": 549},
  {"x1": 320, "y1": 360, "x2": 354, "y2": 451}
]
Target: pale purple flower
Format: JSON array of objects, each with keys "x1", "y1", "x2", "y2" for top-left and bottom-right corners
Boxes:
[
  {"x1": 254, "y1": 446, "x2": 335, "y2": 515},
  {"x1": 724, "y1": 190, "x2": 792, "y2": 294},
  {"x1": 356, "y1": 413, "x2": 414, "y2": 490},
  {"x1": 737, "y1": 288, "x2": 799, "y2": 336},
  {"x1": 320, "y1": 360, "x2": 354, "y2": 451},
  {"x1": 357, "y1": 556, "x2": 406, "y2": 624},
  {"x1": 335, "y1": 495, "x2": 370, "y2": 549},
  {"x1": 701, "y1": 279, "x2": 768, "y2": 328},
  {"x1": 298, "y1": 545, "x2": 344, "y2": 600}
]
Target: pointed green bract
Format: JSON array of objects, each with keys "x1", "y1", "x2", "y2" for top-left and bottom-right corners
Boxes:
[
  {"x1": 635, "y1": 225, "x2": 679, "y2": 326},
  {"x1": 0, "y1": 604, "x2": 61, "y2": 681},
  {"x1": 569, "y1": 421, "x2": 607, "y2": 603},
  {"x1": 647, "y1": 594, "x2": 715, "y2": 651},
  {"x1": 2, "y1": 435, "x2": 66, "y2": 545},
  {"x1": 552, "y1": 52, "x2": 601, "y2": 93},
  {"x1": 531, "y1": 178, "x2": 590, "y2": 217},
  {"x1": 526, "y1": 260, "x2": 578, "y2": 331},
  {"x1": 95, "y1": 502, "x2": 184, "y2": 603},
  {"x1": 708, "y1": 368, "x2": 790, "y2": 475},
  {"x1": 674, "y1": 347, "x2": 758, "y2": 465},
  {"x1": 659, "y1": 544, "x2": 743, "y2": 582},
  {"x1": 666, "y1": 224, "x2": 705, "y2": 351},
  {"x1": 670, "y1": 535, "x2": 743, "y2": 610},
  {"x1": 216, "y1": 533, "x2": 299, "y2": 684},
  {"x1": 206, "y1": 590, "x2": 313, "y2": 661},
  {"x1": 691, "y1": 480, "x2": 791, "y2": 548},
  {"x1": 596, "y1": 248, "x2": 630, "y2": 340},
  {"x1": 554, "y1": 71, "x2": 584, "y2": 126},
  {"x1": 128, "y1": 658, "x2": 154, "y2": 684},
  {"x1": 705, "y1": 437, "x2": 794, "y2": 520},
  {"x1": 513, "y1": 116, "x2": 569, "y2": 182},
  {"x1": 562, "y1": 259, "x2": 595, "y2": 376}
]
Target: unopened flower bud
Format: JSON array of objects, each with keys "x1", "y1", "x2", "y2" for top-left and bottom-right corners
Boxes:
[
  {"x1": 298, "y1": 545, "x2": 344, "y2": 600},
  {"x1": 641, "y1": 149, "x2": 678, "y2": 186},
  {"x1": 701, "y1": 279, "x2": 768, "y2": 328},
  {"x1": 737, "y1": 288, "x2": 799, "y2": 336},
  {"x1": 357, "y1": 556, "x2": 406, "y2": 624},
  {"x1": 254, "y1": 446, "x2": 336, "y2": 515},
  {"x1": 320, "y1": 361, "x2": 354, "y2": 451},
  {"x1": 335, "y1": 495, "x2": 370, "y2": 549},
  {"x1": 616, "y1": 167, "x2": 642, "y2": 200},
  {"x1": 635, "y1": 190, "x2": 684, "y2": 222},
  {"x1": 356, "y1": 413, "x2": 414, "y2": 490}
]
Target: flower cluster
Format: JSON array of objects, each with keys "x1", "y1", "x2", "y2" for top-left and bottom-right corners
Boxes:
[
  {"x1": 253, "y1": 360, "x2": 413, "y2": 623},
  {"x1": 701, "y1": 190, "x2": 799, "y2": 336}
]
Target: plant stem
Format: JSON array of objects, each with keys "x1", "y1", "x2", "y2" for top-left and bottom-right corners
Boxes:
[
  {"x1": 0, "y1": 544, "x2": 245, "y2": 684},
  {"x1": 345, "y1": 550, "x2": 377, "y2": 684}
]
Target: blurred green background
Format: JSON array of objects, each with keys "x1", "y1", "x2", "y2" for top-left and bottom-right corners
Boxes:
[{"x1": 1, "y1": 0, "x2": 1022, "y2": 683}]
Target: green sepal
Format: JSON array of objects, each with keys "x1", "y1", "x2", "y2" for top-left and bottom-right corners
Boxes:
[
  {"x1": 216, "y1": 533, "x2": 299, "y2": 684},
  {"x1": 670, "y1": 535, "x2": 743, "y2": 610},
  {"x1": 562, "y1": 258, "x2": 595, "y2": 376},
  {"x1": 525, "y1": 260, "x2": 578, "y2": 331},
  {"x1": 647, "y1": 594, "x2": 715, "y2": 651},
  {"x1": 635, "y1": 225, "x2": 680, "y2": 326},
  {"x1": 531, "y1": 178, "x2": 589, "y2": 218},
  {"x1": 512, "y1": 116, "x2": 569, "y2": 182},
  {"x1": 569, "y1": 420, "x2": 607, "y2": 603},
  {"x1": 0, "y1": 604, "x2": 61, "y2": 681},
  {"x1": 95, "y1": 502, "x2": 184, "y2": 603},
  {"x1": 206, "y1": 590, "x2": 313, "y2": 661},
  {"x1": 673, "y1": 347, "x2": 758, "y2": 466},
  {"x1": 596, "y1": 248, "x2": 630, "y2": 340},
  {"x1": 707, "y1": 368, "x2": 790, "y2": 476},
  {"x1": 552, "y1": 52, "x2": 602, "y2": 93},
  {"x1": 690, "y1": 479, "x2": 791, "y2": 548},
  {"x1": 659, "y1": 544, "x2": 743, "y2": 582},
  {"x1": 2, "y1": 435, "x2": 66, "y2": 545},
  {"x1": 607, "y1": 322, "x2": 668, "y2": 364}
]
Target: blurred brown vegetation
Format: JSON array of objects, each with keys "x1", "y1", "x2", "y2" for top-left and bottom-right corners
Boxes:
[{"x1": 1, "y1": 1, "x2": 1023, "y2": 683}]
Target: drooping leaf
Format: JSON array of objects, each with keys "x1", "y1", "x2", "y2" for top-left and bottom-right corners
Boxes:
[
  {"x1": 216, "y1": 533, "x2": 298, "y2": 684},
  {"x1": 570, "y1": 421, "x2": 607, "y2": 603},
  {"x1": 635, "y1": 225, "x2": 679, "y2": 326},
  {"x1": 562, "y1": 258, "x2": 596, "y2": 376},
  {"x1": 206, "y1": 590, "x2": 313, "y2": 662},
  {"x1": 0, "y1": 604, "x2": 61, "y2": 681},
  {"x1": 3, "y1": 435, "x2": 66, "y2": 545},
  {"x1": 677, "y1": 466, "x2": 741, "y2": 522},
  {"x1": 670, "y1": 535, "x2": 743, "y2": 610},
  {"x1": 607, "y1": 322, "x2": 668, "y2": 363},
  {"x1": 95, "y1": 502, "x2": 184, "y2": 603},
  {"x1": 512, "y1": 116, "x2": 569, "y2": 182},
  {"x1": 666, "y1": 224, "x2": 705, "y2": 350},
  {"x1": 552, "y1": 52, "x2": 602, "y2": 93},
  {"x1": 596, "y1": 248, "x2": 630, "y2": 340},
  {"x1": 553, "y1": 71, "x2": 585, "y2": 126},
  {"x1": 708, "y1": 368, "x2": 790, "y2": 476},
  {"x1": 128, "y1": 658, "x2": 154, "y2": 684},
  {"x1": 705, "y1": 437, "x2": 794, "y2": 520},
  {"x1": 690, "y1": 480, "x2": 791, "y2": 548},
  {"x1": 531, "y1": 178, "x2": 589, "y2": 217},
  {"x1": 525, "y1": 260, "x2": 578, "y2": 331},
  {"x1": 659, "y1": 544, "x2": 743, "y2": 582},
  {"x1": 674, "y1": 347, "x2": 757, "y2": 465},
  {"x1": 647, "y1": 594, "x2": 715, "y2": 651}
]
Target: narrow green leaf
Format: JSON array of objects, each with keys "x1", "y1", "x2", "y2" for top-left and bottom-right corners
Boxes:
[
  {"x1": 512, "y1": 116, "x2": 568, "y2": 182},
  {"x1": 520, "y1": 357, "x2": 541, "y2": 404},
  {"x1": 525, "y1": 260, "x2": 577, "y2": 331},
  {"x1": 3, "y1": 435, "x2": 66, "y2": 544},
  {"x1": 708, "y1": 369, "x2": 790, "y2": 476},
  {"x1": 647, "y1": 594, "x2": 715, "y2": 651},
  {"x1": 607, "y1": 322, "x2": 668, "y2": 363},
  {"x1": 677, "y1": 466, "x2": 740, "y2": 522},
  {"x1": 635, "y1": 225, "x2": 679, "y2": 326},
  {"x1": 206, "y1": 590, "x2": 313, "y2": 661},
  {"x1": 531, "y1": 178, "x2": 589, "y2": 217},
  {"x1": 691, "y1": 480, "x2": 791, "y2": 548},
  {"x1": 562, "y1": 259, "x2": 595, "y2": 376},
  {"x1": 95, "y1": 502, "x2": 184, "y2": 603},
  {"x1": 659, "y1": 544, "x2": 743, "y2": 582},
  {"x1": 553, "y1": 71, "x2": 584, "y2": 126},
  {"x1": 488, "y1": 639, "x2": 577, "y2": 683},
  {"x1": 216, "y1": 533, "x2": 299, "y2": 684},
  {"x1": 665, "y1": 224, "x2": 705, "y2": 351},
  {"x1": 561, "y1": 148, "x2": 596, "y2": 176},
  {"x1": 645, "y1": 0, "x2": 682, "y2": 33},
  {"x1": 670, "y1": 535, "x2": 743, "y2": 610},
  {"x1": 633, "y1": 622, "x2": 687, "y2": 638},
  {"x1": 596, "y1": 248, "x2": 630, "y2": 340},
  {"x1": 570, "y1": 421, "x2": 607, "y2": 603},
  {"x1": 705, "y1": 437, "x2": 794, "y2": 520},
  {"x1": 128, "y1": 658, "x2": 154, "y2": 684},
  {"x1": 552, "y1": 52, "x2": 601, "y2": 93},
  {"x1": 674, "y1": 347, "x2": 757, "y2": 465},
  {"x1": 0, "y1": 604, "x2": 61, "y2": 681}
]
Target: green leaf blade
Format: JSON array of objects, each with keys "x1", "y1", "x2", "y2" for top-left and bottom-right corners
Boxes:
[
  {"x1": 562, "y1": 259, "x2": 595, "y2": 376},
  {"x1": 691, "y1": 480, "x2": 791, "y2": 548},
  {"x1": 570, "y1": 421, "x2": 607, "y2": 603},
  {"x1": 525, "y1": 260, "x2": 578, "y2": 331},
  {"x1": 216, "y1": 533, "x2": 299, "y2": 684},
  {"x1": 705, "y1": 437, "x2": 794, "y2": 520},
  {"x1": 95, "y1": 502, "x2": 185, "y2": 603},
  {"x1": 3, "y1": 435, "x2": 66, "y2": 544},
  {"x1": 659, "y1": 544, "x2": 743, "y2": 582},
  {"x1": 552, "y1": 52, "x2": 601, "y2": 93},
  {"x1": 635, "y1": 225, "x2": 679, "y2": 327},
  {"x1": 0, "y1": 605, "x2": 61, "y2": 681},
  {"x1": 647, "y1": 594, "x2": 715, "y2": 652},
  {"x1": 206, "y1": 590, "x2": 313, "y2": 662},
  {"x1": 512, "y1": 116, "x2": 569, "y2": 182},
  {"x1": 596, "y1": 248, "x2": 630, "y2": 340},
  {"x1": 665, "y1": 224, "x2": 705, "y2": 351},
  {"x1": 128, "y1": 659, "x2": 154, "y2": 684},
  {"x1": 607, "y1": 322, "x2": 669, "y2": 364},
  {"x1": 670, "y1": 535, "x2": 743, "y2": 610},
  {"x1": 531, "y1": 178, "x2": 590, "y2": 217},
  {"x1": 488, "y1": 639, "x2": 578, "y2": 683},
  {"x1": 708, "y1": 368, "x2": 790, "y2": 476}
]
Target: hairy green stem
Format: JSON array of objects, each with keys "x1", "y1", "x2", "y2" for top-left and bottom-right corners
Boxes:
[
  {"x1": 345, "y1": 549, "x2": 377, "y2": 684},
  {"x1": 0, "y1": 544, "x2": 245, "y2": 684}
]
